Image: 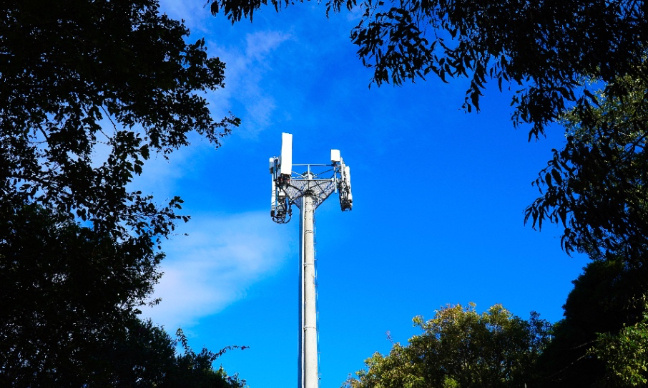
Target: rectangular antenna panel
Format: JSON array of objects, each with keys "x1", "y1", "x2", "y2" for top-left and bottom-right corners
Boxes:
[
  {"x1": 345, "y1": 166, "x2": 352, "y2": 186},
  {"x1": 280, "y1": 132, "x2": 293, "y2": 176},
  {"x1": 330, "y1": 149, "x2": 341, "y2": 163},
  {"x1": 271, "y1": 177, "x2": 277, "y2": 211}
]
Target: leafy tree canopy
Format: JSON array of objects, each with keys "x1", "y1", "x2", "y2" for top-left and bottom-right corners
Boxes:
[
  {"x1": 1, "y1": 0, "x2": 238, "y2": 240},
  {"x1": 209, "y1": 0, "x2": 648, "y2": 264},
  {"x1": 0, "y1": 204, "x2": 245, "y2": 387},
  {"x1": 343, "y1": 304, "x2": 552, "y2": 388},
  {"x1": 211, "y1": 0, "x2": 647, "y2": 137},
  {"x1": 0, "y1": 203, "x2": 159, "y2": 384},
  {"x1": 526, "y1": 74, "x2": 648, "y2": 264},
  {"x1": 590, "y1": 305, "x2": 648, "y2": 387},
  {"x1": 1, "y1": 0, "x2": 239, "y2": 383},
  {"x1": 210, "y1": 0, "x2": 648, "y2": 265},
  {"x1": 536, "y1": 257, "x2": 648, "y2": 387}
]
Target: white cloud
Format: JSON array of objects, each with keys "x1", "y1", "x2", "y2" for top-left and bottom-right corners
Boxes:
[{"x1": 141, "y1": 211, "x2": 293, "y2": 331}]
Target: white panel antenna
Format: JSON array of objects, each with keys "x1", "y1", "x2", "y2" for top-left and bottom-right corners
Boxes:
[
  {"x1": 280, "y1": 132, "x2": 293, "y2": 177},
  {"x1": 270, "y1": 177, "x2": 277, "y2": 217},
  {"x1": 330, "y1": 149, "x2": 341, "y2": 163},
  {"x1": 344, "y1": 165, "x2": 352, "y2": 200},
  {"x1": 338, "y1": 163, "x2": 353, "y2": 211}
]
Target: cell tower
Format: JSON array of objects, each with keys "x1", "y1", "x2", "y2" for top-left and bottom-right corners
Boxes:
[{"x1": 269, "y1": 132, "x2": 353, "y2": 388}]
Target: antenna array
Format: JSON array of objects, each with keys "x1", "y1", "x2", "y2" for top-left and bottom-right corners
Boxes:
[{"x1": 269, "y1": 133, "x2": 353, "y2": 224}]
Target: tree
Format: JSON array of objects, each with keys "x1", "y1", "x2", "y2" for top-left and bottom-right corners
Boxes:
[
  {"x1": 96, "y1": 319, "x2": 247, "y2": 388},
  {"x1": 210, "y1": 0, "x2": 648, "y2": 251},
  {"x1": 211, "y1": 0, "x2": 648, "y2": 263},
  {"x1": 537, "y1": 259, "x2": 648, "y2": 387},
  {"x1": 0, "y1": 204, "x2": 246, "y2": 386},
  {"x1": 211, "y1": 0, "x2": 647, "y2": 137},
  {"x1": 1, "y1": 0, "x2": 237, "y2": 237},
  {"x1": 167, "y1": 329, "x2": 247, "y2": 388},
  {"x1": 589, "y1": 306, "x2": 648, "y2": 387},
  {"x1": 526, "y1": 74, "x2": 648, "y2": 265},
  {"x1": 74, "y1": 318, "x2": 247, "y2": 387},
  {"x1": 344, "y1": 304, "x2": 552, "y2": 388},
  {"x1": 0, "y1": 203, "x2": 161, "y2": 385},
  {"x1": 521, "y1": 74, "x2": 648, "y2": 386},
  {"x1": 1, "y1": 0, "x2": 239, "y2": 383}
]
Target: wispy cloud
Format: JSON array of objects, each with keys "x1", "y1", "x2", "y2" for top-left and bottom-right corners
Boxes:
[
  {"x1": 244, "y1": 31, "x2": 291, "y2": 62},
  {"x1": 206, "y1": 30, "x2": 291, "y2": 138},
  {"x1": 142, "y1": 211, "x2": 293, "y2": 331}
]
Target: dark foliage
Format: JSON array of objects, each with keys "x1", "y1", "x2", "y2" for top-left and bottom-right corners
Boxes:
[
  {"x1": 0, "y1": 0, "x2": 240, "y2": 384},
  {"x1": 0, "y1": 203, "x2": 246, "y2": 387},
  {"x1": 1, "y1": 0, "x2": 238, "y2": 239},
  {"x1": 209, "y1": 0, "x2": 648, "y2": 263},
  {"x1": 538, "y1": 259, "x2": 648, "y2": 387},
  {"x1": 168, "y1": 329, "x2": 247, "y2": 388},
  {"x1": 526, "y1": 75, "x2": 648, "y2": 264},
  {"x1": 0, "y1": 203, "x2": 161, "y2": 386}
]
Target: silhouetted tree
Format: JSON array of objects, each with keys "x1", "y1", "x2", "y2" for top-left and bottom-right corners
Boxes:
[
  {"x1": 1, "y1": 0, "x2": 239, "y2": 384},
  {"x1": 527, "y1": 75, "x2": 648, "y2": 265},
  {"x1": 1, "y1": 0, "x2": 237, "y2": 235},
  {"x1": 0, "y1": 204, "x2": 245, "y2": 386},
  {"x1": 538, "y1": 259, "x2": 648, "y2": 387}
]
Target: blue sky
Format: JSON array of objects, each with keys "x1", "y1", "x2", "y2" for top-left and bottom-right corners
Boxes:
[{"x1": 138, "y1": 2, "x2": 590, "y2": 387}]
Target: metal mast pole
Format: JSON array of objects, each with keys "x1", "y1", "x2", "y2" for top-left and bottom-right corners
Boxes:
[
  {"x1": 269, "y1": 133, "x2": 353, "y2": 388},
  {"x1": 299, "y1": 187, "x2": 318, "y2": 388}
]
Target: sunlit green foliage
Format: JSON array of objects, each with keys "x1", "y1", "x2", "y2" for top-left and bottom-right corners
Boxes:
[
  {"x1": 590, "y1": 306, "x2": 648, "y2": 387},
  {"x1": 343, "y1": 304, "x2": 552, "y2": 388}
]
